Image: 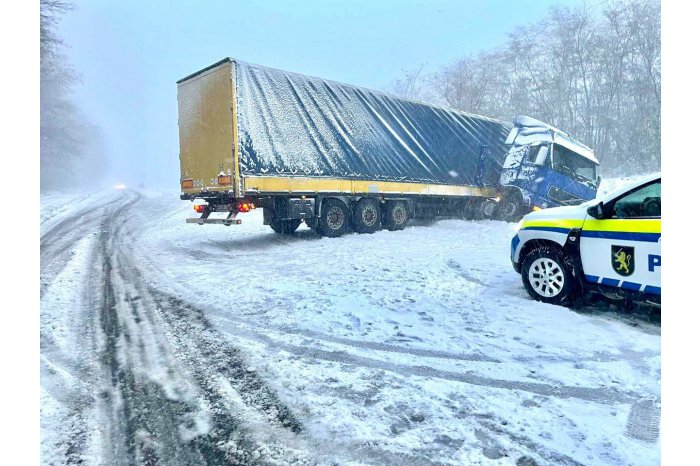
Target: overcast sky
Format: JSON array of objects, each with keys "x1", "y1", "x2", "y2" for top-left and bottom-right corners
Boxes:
[{"x1": 59, "y1": 0, "x2": 588, "y2": 188}]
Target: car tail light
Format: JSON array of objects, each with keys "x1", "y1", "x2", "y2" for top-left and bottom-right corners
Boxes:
[
  {"x1": 181, "y1": 178, "x2": 194, "y2": 189},
  {"x1": 218, "y1": 174, "x2": 232, "y2": 185},
  {"x1": 194, "y1": 204, "x2": 207, "y2": 213}
]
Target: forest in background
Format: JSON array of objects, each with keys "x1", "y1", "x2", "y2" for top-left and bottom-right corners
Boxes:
[
  {"x1": 390, "y1": 0, "x2": 660, "y2": 176},
  {"x1": 40, "y1": 0, "x2": 660, "y2": 192},
  {"x1": 40, "y1": 0, "x2": 105, "y2": 192}
]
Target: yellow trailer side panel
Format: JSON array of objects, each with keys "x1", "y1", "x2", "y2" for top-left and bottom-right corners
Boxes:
[
  {"x1": 242, "y1": 176, "x2": 497, "y2": 198},
  {"x1": 178, "y1": 61, "x2": 237, "y2": 195}
]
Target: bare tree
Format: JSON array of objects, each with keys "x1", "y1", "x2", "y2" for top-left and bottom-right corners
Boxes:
[
  {"x1": 391, "y1": 0, "x2": 660, "y2": 176},
  {"x1": 41, "y1": 0, "x2": 105, "y2": 191}
]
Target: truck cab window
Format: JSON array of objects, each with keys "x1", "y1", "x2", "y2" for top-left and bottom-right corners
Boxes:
[
  {"x1": 525, "y1": 145, "x2": 549, "y2": 165},
  {"x1": 551, "y1": 144, "x2": 597, "y2": 185},
  {"x1": 611, "y1": 180, "x2": 661, "y2": 218}
]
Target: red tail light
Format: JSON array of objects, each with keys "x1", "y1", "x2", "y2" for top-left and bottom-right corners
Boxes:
[
  {"x1": 194, "y1": 204, "x2": 207, "y2": 213},
  {"x1": 235, "y1": 200, "x2": 256, "y2": 213}
]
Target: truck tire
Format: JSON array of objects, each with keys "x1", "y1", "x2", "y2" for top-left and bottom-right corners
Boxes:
[
  {"x1": 352, "y1": 198, "x2": 382, "y2": 234},
  {"x1": 463, "y1": 199, "x2": 495, "y2": 220},
  {"x1": 521, "y1": 246, "x2": 574, "y2": 305},
  {"x1": 495, "y1": 191, "x2": 525, "y2": 222},
  {"x1": 383, "y1": 201, "x2": 409, "y2": 231},
  {"x1": 269, "y1": 219, "x2": 301, "y2": 235},
  {"x1": 317, "y1": 198, "x2": 350, "y2": 237}
]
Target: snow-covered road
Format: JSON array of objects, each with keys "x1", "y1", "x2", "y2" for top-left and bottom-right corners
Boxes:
[{"x1": 40, "y1": 189, "x2": 660, "y2": 465}]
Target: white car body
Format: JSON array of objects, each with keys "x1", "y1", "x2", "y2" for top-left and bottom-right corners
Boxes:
[{"x1": 511, "y1": 173, "x2": 661, "y2": 300}]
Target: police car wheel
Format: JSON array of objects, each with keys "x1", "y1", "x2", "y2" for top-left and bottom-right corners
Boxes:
[{"x1": 521, "y1": 247, "x2": 574, "y2": 305}]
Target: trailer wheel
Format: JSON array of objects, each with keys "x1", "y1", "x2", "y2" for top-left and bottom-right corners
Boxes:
[
  {"x1": 352, "y1": 198, "x2": 382, "y2": 234},
  {"x1": 521, "y1": 246, "x2": 574, "y2": 306},
  {"x1": 383, "y1": 201, "x2": 409, "y2": 231},
  {"x1": 317, "y1": 198, "x2": 350, "y2": 237},
  {"x1": 269, "y1": 219, "x2": 302, "y2": 235}
]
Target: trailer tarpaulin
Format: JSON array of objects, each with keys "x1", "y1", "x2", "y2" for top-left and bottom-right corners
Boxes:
[{"x1": 234, "y1": 59, "x2": 512, "y2": 187}]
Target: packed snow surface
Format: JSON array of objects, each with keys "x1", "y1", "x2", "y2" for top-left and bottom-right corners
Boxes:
[{"x1": 41, "y1": 183, "x2": 660, "y2": 465}]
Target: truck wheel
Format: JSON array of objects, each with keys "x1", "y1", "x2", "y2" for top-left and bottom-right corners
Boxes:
[
  {"x1": 317, "y1": 198, "x2": 350, "y2": 237},
  {"x1": 495, "y1": 192, "x2": 525, "y2": 222},
  {"x1": 521, "y1": 247, "x2": 574, "y2": 305},
  {"x1": 352, "y1": 198, "x2": 382, "y2": 233},
  {"x1": 269, "y1": 219, "x2": 301, "y2": 235},
  {"x1": 463, "y1": 199, "x2": 495, "y2": 220},
  {"x1": 383, "y1": 201, "x2": 409, "y2": 231}
]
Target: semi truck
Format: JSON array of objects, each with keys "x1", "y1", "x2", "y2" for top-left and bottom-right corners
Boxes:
[{"x1": 178, "y1": 58, "x2": 599, "y2": 236}]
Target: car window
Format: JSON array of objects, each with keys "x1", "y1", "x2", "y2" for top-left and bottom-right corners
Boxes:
[{"x1": 611, "y1": 180, "x2": 661, "y2": 218}]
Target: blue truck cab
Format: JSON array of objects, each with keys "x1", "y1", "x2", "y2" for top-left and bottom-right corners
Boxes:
[{"x1": 494, "y1": 116, "x2": 600, "y2": 221}]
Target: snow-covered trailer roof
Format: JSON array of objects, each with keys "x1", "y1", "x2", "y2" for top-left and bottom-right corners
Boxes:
[{"x1": 225, "y1": 59, "x2": 512, "y2": 187}]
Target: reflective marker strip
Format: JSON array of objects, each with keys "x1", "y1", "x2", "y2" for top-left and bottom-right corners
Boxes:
[
  {"x1": 601, "y1": 277, "x2": 620, "y2": 287},
  {"x1": 522, "y1": 218, "x2": 661, "y2": 241},
  {"x1": 584, "y1": 274, "x2": 660, "y2": 295},
  {"x1": 583, "y1": 218, "x2": 661, "y2": 234},
  {"x1": 621, "y1": 281, "x2": 642, "y2": 291},
  {"x1": 522, "y1": 226, "x2": 570, "y2": 234},
  {"x1": 522, "y1": 219, "x2": 584, "y2": 231},
  {"x1": 580, "y1": 230, "x2": 661, "y2": 242},
  {"x1": 511, "y1": 234, "x2": 521, "y2": 261}
]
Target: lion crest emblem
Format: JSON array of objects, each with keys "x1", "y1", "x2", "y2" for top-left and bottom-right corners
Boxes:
[{"x1": 611, "y1": 245, "x2": 634, "y2": 277}]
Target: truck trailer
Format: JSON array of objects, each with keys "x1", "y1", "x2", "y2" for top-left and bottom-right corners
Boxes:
[{"x1": 178, "y1": 58, "x2": 599, "y2": 236}]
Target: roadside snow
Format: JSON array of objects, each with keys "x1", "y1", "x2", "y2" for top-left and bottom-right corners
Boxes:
[
  {"x1": 127, "y1": 190, "x2": 660, "y2": 465},
  {"x1": 40, "y1": 234, "x2": 102, "y2": 466}
]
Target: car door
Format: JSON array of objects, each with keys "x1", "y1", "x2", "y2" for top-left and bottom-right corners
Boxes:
[{"x1": 579, "y1": 178, "x2": 661, "y2": 296}]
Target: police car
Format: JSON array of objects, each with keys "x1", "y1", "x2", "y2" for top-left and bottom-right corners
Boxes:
[{"x1": 511, "y1": 174, "x2": 661, "y2": 306}]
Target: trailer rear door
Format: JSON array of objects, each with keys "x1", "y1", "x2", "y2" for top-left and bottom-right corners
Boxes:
[{"x1": 177, "y1": 60, "x2": 237, "y2": 196}]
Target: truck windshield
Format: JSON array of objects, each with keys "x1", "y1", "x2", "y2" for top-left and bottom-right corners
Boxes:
[{"x1": 551, "y1": 144, "x2": 597, "y2": 185}]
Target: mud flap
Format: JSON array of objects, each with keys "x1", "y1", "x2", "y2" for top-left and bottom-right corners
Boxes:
[{"x1": 563, "y1": 227, "x2": 585, "y2": 308}]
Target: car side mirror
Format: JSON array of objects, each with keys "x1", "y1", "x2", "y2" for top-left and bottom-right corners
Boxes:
[
  {"x1": 596, "y1": 175, "x2": 602, "y2": 189},
  {"x1": 587, "y1": 201, "x2": 605, "y2": 219}
]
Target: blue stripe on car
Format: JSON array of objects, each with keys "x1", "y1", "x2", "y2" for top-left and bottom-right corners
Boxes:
[
  {"x1": 621, "y1": 281, "x2": 642, "y2": 291},
  {"x1": 586, "y1": 275, "x2": 659, "y2": 295},
  {"x1": 601, "y1": 277, "x2": 620, "y2": 287},
  {"x1": 522, "y1": 226, "x2": 570, "y2": 234},
  {"x1": 510, "y1": 234, "x2": 521, "y2": 262},
  {"x1": 580, "y1": 230, "x2": 661, "y2": 242}
]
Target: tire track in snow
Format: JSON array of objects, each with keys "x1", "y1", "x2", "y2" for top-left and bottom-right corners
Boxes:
[
  {"x1": 40, "y1": 194, "x2": 122, "y2": 298},
  {"x1": 91, "y1": 190, "x2": 314, "y2": 465},
  {"x1": 159, "y1": 292, "x2": 640, "y2": 406}
]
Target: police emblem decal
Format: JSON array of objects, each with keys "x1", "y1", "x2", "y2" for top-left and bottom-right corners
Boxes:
[{"x1": 611, "y1": 245, "x2": 634, "y2": 277}]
